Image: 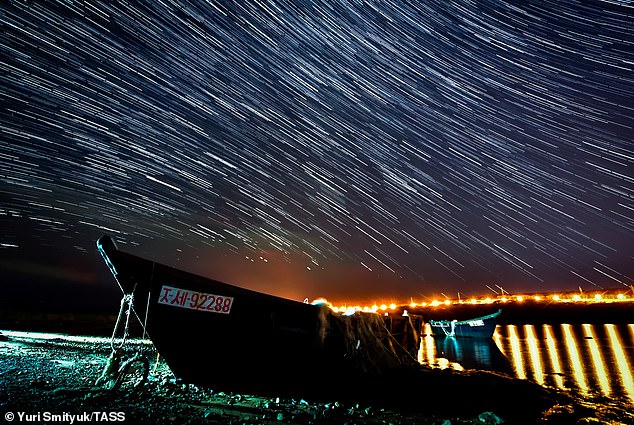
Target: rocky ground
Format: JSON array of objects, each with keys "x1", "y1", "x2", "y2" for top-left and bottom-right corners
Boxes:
[{"x1": 0, "y1": 331, "x2": 632, "y2": 425}]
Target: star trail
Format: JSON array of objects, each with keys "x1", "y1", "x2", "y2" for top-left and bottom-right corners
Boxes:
[{"x1": 1, "y1": 0, "x2": 633, "y2": 306}]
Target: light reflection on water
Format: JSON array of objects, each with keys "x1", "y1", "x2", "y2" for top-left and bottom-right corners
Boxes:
[
  {"x1": 419, "y1": 323, "x2": 634, "y2": 404},
  {"x1": 543, "y1": 325, "x2": 565, "y2": 390},
  {"x1": 583, "y1": 324, "x2": 610, "y2": 397},
  {"x1": 561, "y1": 323, "x2": 588, "y2": 394}
]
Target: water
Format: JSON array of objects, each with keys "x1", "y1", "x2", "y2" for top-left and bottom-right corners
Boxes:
[{"x1": 419, "y1": 323, "x2": 634, "y2": 406}]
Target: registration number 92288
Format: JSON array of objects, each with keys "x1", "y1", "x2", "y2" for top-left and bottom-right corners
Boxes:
[{"x1": 158, "y1": 285, "x2": 233, "y2": 314}]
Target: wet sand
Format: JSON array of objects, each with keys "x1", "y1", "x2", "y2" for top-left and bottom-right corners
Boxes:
[
  {"x1": 2, "y1": 330, "x2": 632, "y2": 424},
  {"x1": 0, "y1": 331, "x2": 485, "y2": 424}
]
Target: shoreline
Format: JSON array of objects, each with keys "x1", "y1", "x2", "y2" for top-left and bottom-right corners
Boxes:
[
  {"x1": 0, "y1": 331, "x2": 517, "y2": 424},
  {"x1": 2, "y1": 330, "x2": 633, "y2": 424}
]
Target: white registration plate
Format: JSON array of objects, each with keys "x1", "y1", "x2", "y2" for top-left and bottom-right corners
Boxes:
[{"x1": 158, "y1": 285, "x2": 233, "y2": 314}]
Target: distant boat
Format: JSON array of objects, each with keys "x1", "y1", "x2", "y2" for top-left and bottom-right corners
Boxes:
[
  {"x1": 96, "y1": 235, "x2": 418, "y2": 397},
  {"x1": 428, "y1": 309, "x2": 501, "y2": 338}
]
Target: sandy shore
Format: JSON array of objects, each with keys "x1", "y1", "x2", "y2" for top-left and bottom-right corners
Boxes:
[{"x1": 1, "y1": 330, "x2": 632, "y2": 424}]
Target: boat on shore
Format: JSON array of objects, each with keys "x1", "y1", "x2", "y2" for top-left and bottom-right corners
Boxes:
[
  {"x1": 96, "y1": 235, "x2": 419, "y2": 397},
  {"x1": 428, "y1": 309, "x2": 501, "y2": 339},
  {"x1": 95, "y1": 236, "x2": 564, "y2": 421}
]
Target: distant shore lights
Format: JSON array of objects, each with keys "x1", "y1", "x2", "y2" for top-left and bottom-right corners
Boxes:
[{"x1": 321, "y1": 290, "x2": 634, "y2": 314}]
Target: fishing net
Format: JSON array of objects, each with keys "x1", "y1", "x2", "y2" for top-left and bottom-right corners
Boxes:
[{"x1": 320, "y1": 307, "x2": 420, "y2": 376}]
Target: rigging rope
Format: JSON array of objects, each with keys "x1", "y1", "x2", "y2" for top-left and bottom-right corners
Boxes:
[{"x1": 110, "y1": 293, "x2": 134, "y2": 352}]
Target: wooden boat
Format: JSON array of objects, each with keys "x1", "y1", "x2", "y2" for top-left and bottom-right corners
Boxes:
[
  {"x1": 96, "y1": 237, "x2": 560, "y2": 421},
  {"x1": 428, "y1": 309, "x2": 501, "y2": 339},
  {"x1": 96, "y1": 235, "x2": 418, "y2": 397}
]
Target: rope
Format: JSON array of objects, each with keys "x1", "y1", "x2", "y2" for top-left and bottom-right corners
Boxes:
[
  {"x1": 142, "y1": 263, "x2": 155, "y2": 340},
  {"x1": 110, "y1": 293, "x2": 134, "y2": 351},
  {"x1": 98, "y1": 289, "x2": 150, "y2": 393}
]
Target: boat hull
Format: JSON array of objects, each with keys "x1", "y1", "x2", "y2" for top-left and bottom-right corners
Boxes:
[
  {"x1": 97, "y1": 236, "x2": 333, "y2": 394},
  {"x1": 428, "y1": 310, "x2": 501, "y2": 339},
  {"x1": 95, "y1": 237, "x2": 562, "y2": 421},
  {"x1": 96, "y1": 235, "x2": 419, "y2": 397}
]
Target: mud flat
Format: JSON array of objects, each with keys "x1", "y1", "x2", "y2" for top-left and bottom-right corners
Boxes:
[{"x1": 1, "y1": 330, "x2": 632, "y2": 425}]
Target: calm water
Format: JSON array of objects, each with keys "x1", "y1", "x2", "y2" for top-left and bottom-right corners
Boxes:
[{"x1": 419, "y1": 323, "x2": 634, "y2": 405}]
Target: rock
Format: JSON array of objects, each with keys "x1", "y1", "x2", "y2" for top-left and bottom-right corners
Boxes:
[{"x1": 478, "y1": 411, "x2": 504, "y2": 424}]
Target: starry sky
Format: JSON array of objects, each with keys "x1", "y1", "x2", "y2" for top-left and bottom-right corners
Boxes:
[{"x1": 1, "y1": 0, "x2": 633, "y2": 310}]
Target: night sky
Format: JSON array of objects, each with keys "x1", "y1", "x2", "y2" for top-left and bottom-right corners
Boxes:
[{"x1": 1, "y1": 1, "x2": 633, "y2": 310}]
